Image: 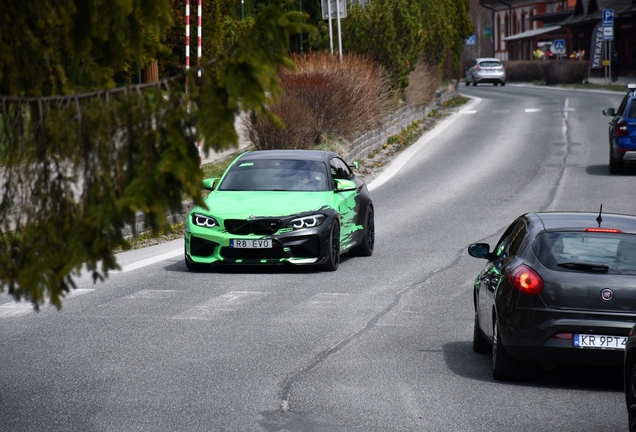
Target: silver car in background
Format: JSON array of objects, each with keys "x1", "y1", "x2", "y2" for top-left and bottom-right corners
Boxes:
[{"x1": 465, "y1": 58, "x2": 506, "y2": 86}]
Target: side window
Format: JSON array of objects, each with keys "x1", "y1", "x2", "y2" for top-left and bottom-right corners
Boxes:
[
  {"x1": 493, "y1": 221, "x2": 521, "y2": 260},
  {"x1": 507, "y1": 220, "x2": 527, "y2": 256},
  {"x1": 616, "y1": 94, "x2": 629, "y2": 116},
  {"x1": 330, "y1": 158, "x2": 353, "y2": 180},
  {"x1": 628, "y1": 98, "x2": 636, "y2": 119}
]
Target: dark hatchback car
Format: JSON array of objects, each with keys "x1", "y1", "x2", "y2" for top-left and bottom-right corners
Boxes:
[
  {"x1": 625, "y1": 325, "x2": 636, "y2": 431},
  {"x1": 603, "y1": 84, "x2": 636, "y2": 174},
  {"x1": 469, "y1": 211, "x2": 636, "y2": 381}
]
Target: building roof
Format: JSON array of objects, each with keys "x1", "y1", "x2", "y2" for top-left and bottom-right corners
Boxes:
[{"x1": 503, "y1": 25, "x2": 562, "y2": 41}]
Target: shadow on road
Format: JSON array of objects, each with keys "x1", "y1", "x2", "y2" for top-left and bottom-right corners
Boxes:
[{"x1": 443, "y1": 341, "x2": 623, "y2": 391}]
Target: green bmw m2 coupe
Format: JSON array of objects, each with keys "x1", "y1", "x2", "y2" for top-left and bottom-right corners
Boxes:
[{"x1": 185, "y1": 149, "x2": 374, "y2": 271}]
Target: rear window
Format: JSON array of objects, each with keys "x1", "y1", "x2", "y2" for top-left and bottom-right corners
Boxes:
[
  {"x1": 533, "y1": 232, "x2": 636, "y2": 275},
  {"x1": 479, "y1": 61, "x2": 501, "y2": 68}
]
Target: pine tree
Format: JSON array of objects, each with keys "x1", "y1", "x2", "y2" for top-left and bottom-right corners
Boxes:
[{"x1": 0, "y1": 0, "x2": 309, "y2": 309}]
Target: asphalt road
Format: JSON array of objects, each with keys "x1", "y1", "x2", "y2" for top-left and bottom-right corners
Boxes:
[{"x1": 1, "y1": 84, "x2": 633, "y2": 431}]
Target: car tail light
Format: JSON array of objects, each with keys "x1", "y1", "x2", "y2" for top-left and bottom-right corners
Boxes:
[
  {"x1": 552, "y1": 332, "x2": 573, "y2": 340},
  {"x1": 584, "y1": 228, "x2": 622, "y2": 233},
  {"x1": 475, "y1": 64, "x2": 481, "y2": 71},
  {"x1": 617, "y1": 121, "x2": 629, "y2": 136},
  {"x1": 509, "y1": 265, "x2": 543, "y2": 295}
]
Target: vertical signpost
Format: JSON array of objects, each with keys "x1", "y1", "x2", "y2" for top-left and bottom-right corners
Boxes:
[
  {"x1": 603, "y1": 9, "x2": 614, "y2": 84},
  {"x1": 321, "y1": 0, "x2": 347, "y2": 62}
]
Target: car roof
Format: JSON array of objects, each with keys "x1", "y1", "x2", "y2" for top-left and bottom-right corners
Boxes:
[
  {"x1": 531, "y1": 212, "x2": 636, "y2": 234},
  {"x1": 237, "y1": 149, "x2": 334, "y2": 162}
]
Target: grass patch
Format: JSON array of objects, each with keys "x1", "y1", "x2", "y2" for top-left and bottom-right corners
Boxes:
[{"x1": 116, "y1": 221, "x2": 185, "y2": 252}]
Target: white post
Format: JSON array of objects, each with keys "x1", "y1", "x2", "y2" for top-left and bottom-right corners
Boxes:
[
  {"x1": 327, "y1": 0, "x2": 334, "y2": 54},
  {"x1": 336, "y1": 0, "x2": 343, "y2": 63}
]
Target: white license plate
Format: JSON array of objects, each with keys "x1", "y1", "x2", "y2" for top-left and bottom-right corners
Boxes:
[
  {"x1": 230, "y1": 239, "x2": 272, "y2": 249},
  {"x1": 573, "y1": 334, "x2": 627, "y2": 350}
]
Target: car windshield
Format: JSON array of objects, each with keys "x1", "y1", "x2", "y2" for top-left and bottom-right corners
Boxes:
[
  {"x1": 533, "y1": 231, "x2": 636, "y2": 275},
  {"x1": 479, "y1": 61, "x2": 501, "y2": 68},
  {"x1": 219, "y1": 159, "x2": 329, "y2": 191}
]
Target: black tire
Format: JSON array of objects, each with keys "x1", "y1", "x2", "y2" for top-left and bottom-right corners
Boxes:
[
  {"x1": 493, "y1": 82, "x2": 498, "y2": 86},
  {"x1": 610, "y1": 147, "x2": 623, "y2": 174},
  {"x1": 501, "y1": 82, "x2": 506, "y2": 86},
  {"x1": 629, "y1": 362, "x2": 636, "y2": 432},
  {"x1": 465, "y1": 79, "x2": 470, "y2": 86},
  {"x1": 350, "y1": 206, "x2": 375, "y2": 257},
  {"x1": 473, "y1": 80, "x2": 478, "y2": 86},
  {"x1": 473, "y1": 309, "x2": 490, "y2": 354},
  {"x1": 492, "y1": 315, "x2": 519, "y2": 381},
  {"x1": 322, "y1": 220, "x2": 340, "y2": 271}
]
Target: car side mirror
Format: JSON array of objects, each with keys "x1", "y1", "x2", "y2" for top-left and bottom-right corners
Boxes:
[
  {"x1": 468, "y1": 243, "x2": 491, "y2": 259},
  {"x1": 603, "y1": 108, "x2": 616, "y2": 117},
  {"x1": 349, "y1": 161, "x2": 359, "y2": 170},
  {"x1": 202, "y1": 178, "x2": 219, "y2": 191},
  {"x1": 334, "y1": 179, "x2": 357, "y2": 192}
]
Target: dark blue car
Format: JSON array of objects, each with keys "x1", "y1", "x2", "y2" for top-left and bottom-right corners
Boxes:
[{"x1": 603, "y1": 84, "x2": 636, "y2": 174}]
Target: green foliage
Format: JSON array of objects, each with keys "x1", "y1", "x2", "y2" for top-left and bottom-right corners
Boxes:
[
  {"x1": 419, "y1": 0, "x2": 473, "y2": 74},
  {"x1": 341, "y1": 1, "x2": 424, "y2": 93},
  {"x1": 0, "y1": 0, "x2": 309, "y2": 309},
  {"x1": 0, "y1": 0, "x2": 172, "y2": 95}
]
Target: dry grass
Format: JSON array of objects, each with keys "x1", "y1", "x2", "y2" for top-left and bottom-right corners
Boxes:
[
  {"x1": 405, "y1": 55, "x2": 442, "y2": 106},
  {"x1": 244, "y1": 52, "x2": 396, "y2": 150}
]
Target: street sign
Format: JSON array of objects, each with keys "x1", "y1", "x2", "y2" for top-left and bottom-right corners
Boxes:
[
  {"x1": 603, "y1": 25, "x2": 614, "y2": 41},
  {"x1": 552, "y1": 39, "x2": 566, "y2": 54},
  {"x1": 466, "y1": 35, "x2": 476, "y2": 45},
  {"x1": 602, "y1": 9, "x2": 614, "y2": 26},
  {"x1": 321, "y1": 0, "x2": 347, "y2": 20}
]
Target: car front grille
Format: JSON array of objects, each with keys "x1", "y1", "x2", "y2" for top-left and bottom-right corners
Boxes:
[{"x1": 225, "y1": 219, "x2": 282, "y2": 235}]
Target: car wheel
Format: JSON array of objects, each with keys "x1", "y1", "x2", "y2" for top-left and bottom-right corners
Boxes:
[
  {"x1": 493, "y1": 82, "x2": 498, "y2": 86},
  {"x1": 492, "y1": 315, "x2": 519, "y2": 380},
  {"x1": 501, "y1": 82, "x2": 506, "y2": 86},
  {"x1": 629, "y1": 362, "x2": 636, "y2": 432},
  {"x1": 609, "y1": 147, "x2": 623, "y2": 174},
  {"x1": 350, "y1": 206, "x2": 374, "y2": 257},
  {"x1": 465, "y1": 79, "x2": 470, "y2": 86},
  {"x1": 322, "y1": 220, "x2": 340, "y2": 271},
  {"x1": 472, "y1": 309, "x2": 490, "y2": 354}
]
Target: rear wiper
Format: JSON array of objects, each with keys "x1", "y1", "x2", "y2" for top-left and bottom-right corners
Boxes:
[{"x1": 557, "y1": 262, "x2": 609, "y2": 272}]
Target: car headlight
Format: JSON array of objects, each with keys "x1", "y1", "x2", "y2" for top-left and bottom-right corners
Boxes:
[
  {"x1": 192, "y1": 213, "x2": 219, "y2": 228},
  {"x1": 290, "y1": 215, "x2": 326, "y2": 229}
]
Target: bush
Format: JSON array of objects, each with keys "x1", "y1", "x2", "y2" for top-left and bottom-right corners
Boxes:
[
  {"x1": 405, "y1": 55, "x2": 441, "y2": 106},
  {"x1": 503, "y1": 60, "x2": 588, "y2": 84},
  {"x1": 244, "y1": 52, "x2": 395, "y2": 150}
]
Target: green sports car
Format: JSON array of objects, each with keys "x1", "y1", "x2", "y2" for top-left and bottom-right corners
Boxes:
[{"x1": 184, "y1": 149, "x2": 375, "y2": 271}]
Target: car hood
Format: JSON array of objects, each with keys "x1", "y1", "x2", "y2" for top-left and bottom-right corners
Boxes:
[{"x1": 193, "y1": 191, "x2": 334, "y2": 219}]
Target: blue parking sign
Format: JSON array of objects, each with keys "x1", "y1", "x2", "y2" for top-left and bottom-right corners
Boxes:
[{"x1": 603, "y1": 9, "x2": 614, "y2": 26}]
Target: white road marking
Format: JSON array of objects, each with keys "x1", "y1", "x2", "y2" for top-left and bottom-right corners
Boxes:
[
  {"x1": 172, "y1": 291, "x2": 269, "y2": 320},
  {"x1": 525, "y1": 108, "x2": 541, "y2": 113},
  {"x1": 459, "y1": 110, "x2": 477, "y2": 114},
  {"x1": 0, "y1": 289, "x2": 95, "y2": 318},
  {"x1": 125, "y1": 290, "x2": 178, "y2": 299}
]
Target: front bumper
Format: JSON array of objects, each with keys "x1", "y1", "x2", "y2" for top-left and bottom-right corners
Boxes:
[{"x1": 185, "y1": 219, "x2": 333, "y2": 266}]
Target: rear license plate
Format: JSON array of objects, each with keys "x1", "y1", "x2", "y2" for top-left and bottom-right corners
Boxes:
[
  {"x1": 230, "y1": 239, "x2": 272, "y2": 249},
  {"x1": 573, "y1": 334, "x2": 627, "y2": 350}
]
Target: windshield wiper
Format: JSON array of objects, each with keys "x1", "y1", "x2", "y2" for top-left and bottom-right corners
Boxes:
[{"x1": 557, "y1": 262, "x2": 609, "y2": 272}]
